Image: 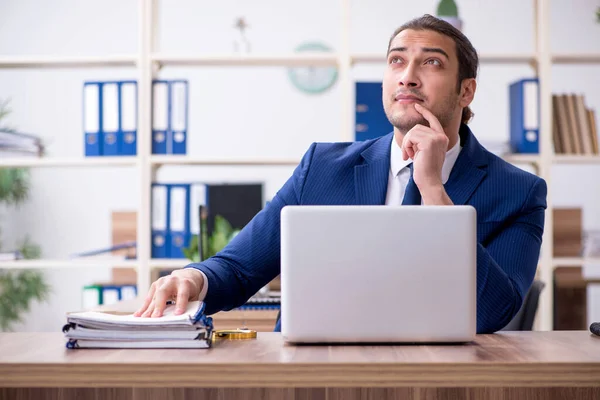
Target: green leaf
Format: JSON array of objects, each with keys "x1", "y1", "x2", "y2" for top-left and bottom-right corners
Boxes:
[
  {"x1": 0, "y1": 270, "x2": 50, "y2": 331},
  {"x1": 0, "y1": 98, "x2": 11, "y2": 122},
  {"x1": 0, "y1": 169, "x2": 30, "y2": 205},
  {"x1": 214, "y1": 215, "x2": 233, "y2": 235}
]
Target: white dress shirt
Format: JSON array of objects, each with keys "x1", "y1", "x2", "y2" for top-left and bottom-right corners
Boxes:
[
  {"x1": 385, "y1": 135, "x2": 462, "y2": 205},
  {"x1": 195, "y1": 135, "x2": 463, "y2": 302}
]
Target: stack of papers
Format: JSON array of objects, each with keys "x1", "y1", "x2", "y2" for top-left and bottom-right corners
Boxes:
[
  {"x1": 63, "y1": 301, "x2": 213, "y2": 349},
  {"x1": 0, "y1": 129, "x2": 45, "y2": 157}
]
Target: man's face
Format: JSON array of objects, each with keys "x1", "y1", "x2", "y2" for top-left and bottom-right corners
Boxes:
[{"x1": 382, "y1": 29, "x2": 462, "y2": 133}]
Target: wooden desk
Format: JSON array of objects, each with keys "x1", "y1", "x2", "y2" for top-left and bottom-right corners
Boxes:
[{"x1": 1, "y1": 331, "x2": 600, "y2": 400}]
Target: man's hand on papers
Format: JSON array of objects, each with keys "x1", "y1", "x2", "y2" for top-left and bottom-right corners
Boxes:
[{"x1": 134, "y1": 268, "x2": 205, "y2": 318}]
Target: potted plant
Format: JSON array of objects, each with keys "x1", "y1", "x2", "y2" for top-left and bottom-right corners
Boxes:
[
  {"x1": 183, "y1": 214, "x2": 240, "y2": 263},
  {"x1": 0, "y1": 99, "x2": 50, "y2": 331}
]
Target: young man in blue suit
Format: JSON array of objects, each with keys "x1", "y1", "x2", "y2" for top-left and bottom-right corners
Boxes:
[{"x1": 136, "y1": 14, "x2": 547, "y2": 334}]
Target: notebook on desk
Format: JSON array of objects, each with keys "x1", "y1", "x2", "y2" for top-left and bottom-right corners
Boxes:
[{"x1": 280, "y1": 205, "x2": 477, "y2": 344}]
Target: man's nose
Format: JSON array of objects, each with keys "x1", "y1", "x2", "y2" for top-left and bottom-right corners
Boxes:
[{"x1": 398, "y1": 64, "x2": 421, "y2": 88}]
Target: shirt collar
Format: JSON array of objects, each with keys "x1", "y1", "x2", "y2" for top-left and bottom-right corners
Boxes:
[{"x1": 390, "y1": 133, "x2": 462, "y2": 184}]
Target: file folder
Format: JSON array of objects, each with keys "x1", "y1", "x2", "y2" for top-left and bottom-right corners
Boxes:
[
  {"x1": 509, "y1": 78, "x2": 539, "y2": 154},
  {"x1": 151, "y1": 183, "x2": 170, "y2": 258},
  {"x1": 101, "y1": 285, "x2": 120, "y2": 306},
  {"x1": 169, "y1": 184, "x2": 191, "y2": 258},
  {"x1": 152, "y1": 81, "x2": 169, "y2": 154},
  {"x1": 82, "y1": 284, "x2": 103, "y2": 309},
  {"x1": 102, "y1": 82, "x2": 120, "y2": 156},
  {"x1": 152, "y1": 80, "x2": 189, "y2": 154},
  {"x1": 170, "y1": 80, "x2": 188, "y2": 154},
  {"x1": 83, "y1": 82, "x2": 102, "y2": 156},
  {"x1": 355, "y1": 81, "x2": 393, "y2": 142},
  {"x1": 119, "y1": 284, "x2": 137, "y2": 301},
  {"x1": 119, "y1": 81, "x2": 137, "y2": 155}
]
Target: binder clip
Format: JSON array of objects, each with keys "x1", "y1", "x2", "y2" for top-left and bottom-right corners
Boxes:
[{"x1": 212, "y1": 328, "x2": 257, "y2": 340}]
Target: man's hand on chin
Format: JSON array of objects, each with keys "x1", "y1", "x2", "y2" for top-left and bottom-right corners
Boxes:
[{"x1": 401, "y1": 103, "x2": 454, "y2": 206}]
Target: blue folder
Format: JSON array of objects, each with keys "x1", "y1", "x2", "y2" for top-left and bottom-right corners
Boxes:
[{"x1": 509, "y1": 78, "x2": 539, "y2": 154}]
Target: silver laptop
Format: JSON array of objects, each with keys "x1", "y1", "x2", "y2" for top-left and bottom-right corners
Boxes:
[{"x1": 280, "y1": 205, "x2": 477, "y2": 344}]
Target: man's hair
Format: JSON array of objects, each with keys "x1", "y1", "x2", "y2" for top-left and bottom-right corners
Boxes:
[{"x1": 387, "y1": 14, "x2": 478, "y2": 124}]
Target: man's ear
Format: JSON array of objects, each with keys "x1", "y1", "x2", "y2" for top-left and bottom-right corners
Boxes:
[{"x1": 459, "y1": 78, "x2": 476, "y2": 108}]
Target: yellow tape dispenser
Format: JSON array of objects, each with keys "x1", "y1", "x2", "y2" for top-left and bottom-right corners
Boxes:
[{"x1": 212, "y1": 328, "x2": 257, "y2": 340}]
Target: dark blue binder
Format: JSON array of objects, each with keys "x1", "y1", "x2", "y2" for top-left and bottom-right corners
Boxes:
[
  {"x1": 119, "y1": 80, "x2": 138, "y2": 155},
  {"x1": 168, "y1": 183, "x2": 192, "y2": 259},
  {"x1": 170, "y1": 80, "x2": 189, "y2": 155},
  {"x1": 355, "y1": 81, "x2": 393, "y2": 141},
  {"x1": 101, "y1": 82, "x2": 120, "y2": 156},
  {"x1": 83, "y1": 81, "x2": 102, "y2": 156},
  {"x1": 152, "y1": 80, "x2": 169, "y2": 154},
  {"x1": 151, "y1": 183, "x2": 170, "y2": 258},
  {"x1": 509, "y1": 78, "x2": 539, "y2": 154}
]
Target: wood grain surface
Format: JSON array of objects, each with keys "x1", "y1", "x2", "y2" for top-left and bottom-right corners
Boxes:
[{"x1": 1, "y1": 331, "x2": 600, "y2": 389}]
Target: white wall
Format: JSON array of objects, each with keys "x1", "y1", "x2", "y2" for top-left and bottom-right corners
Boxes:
[{"x1": 0, "y1": 0, "x2": 599, "y2": 331}]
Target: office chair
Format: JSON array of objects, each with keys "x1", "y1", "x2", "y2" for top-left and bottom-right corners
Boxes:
[{"x1": 501, "y1": 279, "x2": 546, "y2": 331}]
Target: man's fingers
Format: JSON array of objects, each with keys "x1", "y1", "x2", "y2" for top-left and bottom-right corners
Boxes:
[
  {"x1": 414, "y1": 103, "x2": 443, "y2": 132},
  {"x1": 402, "y1": 142, "x2": 409, "y2": 160},
  {"x1": 402, "y1": 133, "x2": 417, "y2": 160},
  {"x1": 141, "y1": 299, "x2": 155, "y2": 318},
  {"x1": 174, "y1": 283, "x2": 191, "y2": 315},
  {"x1": 151, "y1": 278, "x2": 176, "y2": 317},
  {"x1": 134, "y1": 284, "x2": 156, "y2": 317}
]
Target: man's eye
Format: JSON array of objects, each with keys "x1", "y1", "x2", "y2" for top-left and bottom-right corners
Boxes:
[
  {"x1": 390, "y1": 57, "x2": 402, "y2": 64},
  {"x1": 426, "y1": 59, "x2": 441, "y2": 66}
]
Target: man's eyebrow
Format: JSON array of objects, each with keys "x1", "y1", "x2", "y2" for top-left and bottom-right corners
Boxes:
[{"x1": 387, "y1": 46, "x2": 450, "y2": 60}]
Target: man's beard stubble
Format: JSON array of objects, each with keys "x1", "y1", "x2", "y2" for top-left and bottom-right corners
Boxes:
[{"x1": 385, "y1": 89, "x2": 458, "y2": 134}]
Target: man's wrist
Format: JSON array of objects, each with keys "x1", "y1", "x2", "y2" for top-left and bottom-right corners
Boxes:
[{"x1": 420, "y1": 184, "x2": 453, "y2": 205}]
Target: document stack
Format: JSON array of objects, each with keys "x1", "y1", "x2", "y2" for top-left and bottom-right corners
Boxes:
[
  {"x1": 63, "y1": 301, "x2": 213, "y2": 349},
  {"x1": 0, "y1": 129, "x2": 44, "y2": 157}
]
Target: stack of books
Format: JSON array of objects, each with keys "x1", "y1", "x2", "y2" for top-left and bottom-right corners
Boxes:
[
  {"x1": 63, "y1": 301, "x2": 213, "y2": 349},
  {"x1": 0, "y1": 129, "x2": 44, "y2": 158}
]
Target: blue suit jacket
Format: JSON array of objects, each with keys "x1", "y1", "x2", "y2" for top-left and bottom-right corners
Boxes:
[{"x1": 188, "y1": 124, "x2": 547, "y2": 334}]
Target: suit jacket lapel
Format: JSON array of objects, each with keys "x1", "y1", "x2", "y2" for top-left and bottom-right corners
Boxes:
[
  {"x1": 444, "y1": 125, "x2": 488, "y2": 205},
  {"x1": 354, "y1": 133, "x2": 394, "y2": 205}
]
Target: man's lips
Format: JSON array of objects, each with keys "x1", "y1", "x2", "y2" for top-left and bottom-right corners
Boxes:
[{"x1": 395, "y1": 94, "x2": 423, "y2": 103}]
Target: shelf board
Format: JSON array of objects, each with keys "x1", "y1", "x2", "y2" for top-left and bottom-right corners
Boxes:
[
  {"x1": 552, "y1": 53, "x2": 600, "y2": 64},
  {"x1": 502, "y1": 154, "x2": 540, "y2": 164},
  {"x1": 501, "y1": 154, "x2": 600, "y2": 165},
  {"x1": 553, "y1": 257, "x2": 600, "y2": 267},
  {"x1": 149, "y1": 259, "x2": 191, "y2": 269},
  {"x1": 0, "y1": 55, "x2": 136, "y2": 69},
  {"x1": 0, "y1": 258, "x2": 138, "y2": 270},
  {"x1": 351, "y1": 53, "x2": 535, "y2": 65},
  {"x1": 152, "y1": 53, "x2": 338, "y2": 67},
  {"x1": 151, "y1": 156, "x2": 300, "y2": 166},
  {"x1": 552, "y1": 155, "x2": 600, "y2": 164},
  {"x1": 0, "y1": 157, "x2": 138, "y2": 168}
]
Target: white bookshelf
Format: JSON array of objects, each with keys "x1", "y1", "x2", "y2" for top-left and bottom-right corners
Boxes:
[
  {"x1": 149, "y1": 258, "x2": 190, "y2": 269},
  {"x1": 503, "y1": 154, "x2": 541, "y2": 165},
  {"x1": 0, "y1": 157, "x2": 137, "y2": 168},
  {"x1": 553, "y1": 258, "x2": 600, "y2": 268},
  {"x1": 0, "y1": 55, "x2": 136, "y2": 69},
  {"x1": 552, "y1": 53, "x2": 600, "y2": 64},
  {"x1": 152, "y1": 53, "x2": 338, "y2": 67},
  {"x1": 553, "y1": 155, "x2": 600, "y2": 164},
  {"x1": 1, "y1": 0, "x2": 599, "y2": 332},
  {"x1": 150, "y1": 156, "x2": 300, "y2": 167},
  {"x1": 0, "y1": 259, "x2": 138, "y2": 270}
]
